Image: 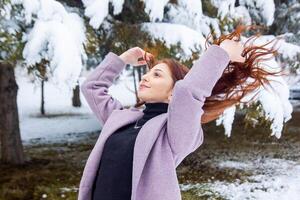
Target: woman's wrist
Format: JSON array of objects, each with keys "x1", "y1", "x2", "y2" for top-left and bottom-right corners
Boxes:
[{"x1": 119, "y1": 52, "x2": 129, "y2": 64}]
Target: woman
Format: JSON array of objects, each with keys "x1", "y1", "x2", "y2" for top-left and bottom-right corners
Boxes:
[{"x1": 78, "y1": 26, "x2": 282, "y2": 200}]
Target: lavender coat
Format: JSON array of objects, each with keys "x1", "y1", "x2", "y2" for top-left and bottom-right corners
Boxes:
[{"x1": 78, "y1": 45, "x2": 230, "y2": 200}]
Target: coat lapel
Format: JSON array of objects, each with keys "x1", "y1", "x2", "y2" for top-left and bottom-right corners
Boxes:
[
  {"x1": 79, "y1": 107, "x2": 168, "y2": 200},
  {"x1": 131, "y1": 112, "x2": 168, "y2": 199}
]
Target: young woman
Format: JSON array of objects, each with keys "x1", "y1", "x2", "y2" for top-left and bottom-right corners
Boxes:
[{"x1": 78, "y1": 26, "x2": 282, "y2": 200}]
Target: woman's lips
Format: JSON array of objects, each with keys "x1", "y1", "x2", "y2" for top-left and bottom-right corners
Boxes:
[{"x1": 139, "y1": 85, "x2": 150, "y2": 90}]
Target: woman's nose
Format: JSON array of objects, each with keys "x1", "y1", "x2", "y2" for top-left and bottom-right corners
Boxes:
[{"x1": 141, "y1": 73, "x2": 149, "y2": 81}]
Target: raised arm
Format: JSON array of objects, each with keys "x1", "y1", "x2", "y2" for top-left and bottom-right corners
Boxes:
[
  {"x1": 80, "y1": 52, "x2": 126, "y2": 125},
  {"x1": 166, "y1": 45, "x2": 231, "y2": 166}
]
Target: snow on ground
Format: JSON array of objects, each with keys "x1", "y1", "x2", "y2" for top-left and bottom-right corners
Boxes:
[
  {"x1": 180, "y1": 158, "x2": 300, "y2": 199},
  {"x1": 15, "y1": 65, "x2": 137, "y2": 144}
]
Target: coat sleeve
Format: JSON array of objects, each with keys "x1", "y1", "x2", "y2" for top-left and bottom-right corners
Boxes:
[
  {"x1": 80, "y1": 52, "x2": 127, "y2": 125},
  {"x1": 166, "y1": 45, "x2": 230, "y2": 166}
]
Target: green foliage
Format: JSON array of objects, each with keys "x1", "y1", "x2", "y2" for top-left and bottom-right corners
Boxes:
[
  {"x1": 84, "y1": 19, "x2": 201, "y2": 68},
  {"x1": 26, "y1": 59, "x2": 50, "y2": 82},
  {"x1": 56, "y1": 0, "x2": 84, "y2": 8},
  {"x1": 0, "y1": 2, "x2": 25, "y2": 63},
  {"x1": 241, "y1": 101, "x2": 272, "y2": 131},
  {"x1": 105, "y1": 22, "x2": 151, "y2": 55},
  {"x1": 0, "y1": 31, "x2": 24, "y2": 63},
  {"x1": 218, "y1": 16, "x2": 235, "y2": 33},
  {"x1": 181, "y1": 186, "x2": 225, "y2": 200},
  {"x1": 84, "y1": 21, "x2": 153, "y2": 70},
  {"x1": 0, "y1": 0, "x2": 11, "y2": 5},
  {"x1": 202, "y1": 0, "x2": 218, "y2": 17},
  {"x1": 112, "y1": 0, "x2": 150, "y2": 23},
  {"x1": 287, "y1": 53, "x2": 300, "y2": 72}
]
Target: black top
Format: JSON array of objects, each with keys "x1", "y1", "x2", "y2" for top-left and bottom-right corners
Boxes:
[{"x1": 91, "y1": 102, "x2": 169, "y2": 200}]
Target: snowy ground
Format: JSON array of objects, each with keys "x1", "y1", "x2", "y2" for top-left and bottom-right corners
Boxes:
[
  {"x1": 213, "y1": 159, "x2": 300, "y2": 199},
  {"x1": 180, "y1": 158, "x2": 300, "y2": 200},
  {"x1": 16, "y1": 65, "x2": 137, "y2": 144}
]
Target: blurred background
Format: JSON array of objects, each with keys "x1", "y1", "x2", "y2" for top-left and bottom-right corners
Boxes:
[{"x1": 0, "y1": 0, "x2": 300, "y2": 199}]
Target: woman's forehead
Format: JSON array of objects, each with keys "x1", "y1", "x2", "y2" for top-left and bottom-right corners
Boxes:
[{"x1": 149, "y1": 63, "x2": 169, "y2": 71}]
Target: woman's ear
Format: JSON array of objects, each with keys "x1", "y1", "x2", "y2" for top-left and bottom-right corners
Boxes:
[
  {"x1": 167, "y1": 85, "x2": 174, "y2": 103},
  {"x1": 167, "y1": 93, "x2": 173, "y2": 102}
]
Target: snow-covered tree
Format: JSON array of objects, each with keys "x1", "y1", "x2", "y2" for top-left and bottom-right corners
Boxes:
[
  {"x1": 1, "y1": 1, "x2": 299, "y2": 165},
  {"x1": 80, "y1": 0, "x2": 299, "y2": 139},
  {"x1": 12, "y1": 0, "x2": 87, "y2": 91},
  {"x1": 0, "y1": 0, "x2": 87, "y2": 164}
]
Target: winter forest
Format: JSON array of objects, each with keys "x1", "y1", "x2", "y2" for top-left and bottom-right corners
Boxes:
[{"x1": 1, "y1": 0, "x2": 300, "y2": 199}]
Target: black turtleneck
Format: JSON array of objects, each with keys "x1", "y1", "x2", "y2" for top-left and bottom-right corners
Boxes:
[
  {"x1": 136, "y1": 102, "x2": 169, "y2": 127},
  {"x1": 92, "y1": 102, "x2": 169, "y2": 200}
]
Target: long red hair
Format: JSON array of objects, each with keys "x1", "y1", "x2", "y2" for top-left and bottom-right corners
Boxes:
[{"x1": 134, "y1": 25, "x2": 286, "y2": 124}]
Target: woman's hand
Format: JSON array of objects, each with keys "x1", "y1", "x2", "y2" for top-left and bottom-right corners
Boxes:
[
  {"x1": 219, "y1": 39, "x2": 246, "y2": 63},
  {"x1": 119, "y1": 47, "x2": 154, "y2": 66}
]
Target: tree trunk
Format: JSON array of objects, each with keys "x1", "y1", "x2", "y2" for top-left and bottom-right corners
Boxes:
[
  {"x1": 0, "y1": 62, "x2": 25, "y2": 165},
  {"x1": 72, "y1": 80, "x2": 81, "y2": 107},
  {"x1": 132, "y1": 65, "x2": 146, "y2": 103},
  {"x1": 41, "y1": 79, "x2": 45, "y2": 115}
]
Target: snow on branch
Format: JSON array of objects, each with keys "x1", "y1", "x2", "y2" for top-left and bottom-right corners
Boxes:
[
  {"x1": 212, "y1": 0, "x2": 275, "y2": 26},
  {"x1": 142, "y1": 22, "x2": 206, "y2": 59},
  {"x1": 82, "y1": 0, "x2": 124, "y2": 29},
  {"x1": 216, "y1": 35, "x2": 296, "y2": 138},
  {"x1": 12, "y1": 0, "x2": 87, "y2": 90}
]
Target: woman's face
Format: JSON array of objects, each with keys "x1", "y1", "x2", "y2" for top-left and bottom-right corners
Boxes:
[{"x1": 137, "y1": 63, "x2": 174, "y2": 103}]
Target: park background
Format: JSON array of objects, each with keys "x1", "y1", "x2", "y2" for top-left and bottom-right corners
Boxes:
[{"x1": 1, "y1": 0, "x2": 300, "y2": 199}]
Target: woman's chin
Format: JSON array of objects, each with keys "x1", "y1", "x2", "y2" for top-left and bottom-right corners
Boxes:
[
  {"x1": 137, "y1": 94, "x2": 147, "y2": 102},
  {"x1": 137, "y1": 90, "x2": 146, "y2": 96}
]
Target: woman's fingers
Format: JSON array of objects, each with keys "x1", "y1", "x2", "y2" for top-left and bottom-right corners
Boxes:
[
  {"x1": 132, "y1": 55, "x2": 147, "y2": 67},
  {"x1": 137, "y1": 57, "x2": 147, "y2": 65},
  {"x1": 137, "y1": 50, "x2": 154, "y2": 64},
  {"x1": 234, "y1": 55, "x2": 246, "y2": 63},
  {"x1": 233, "y1": 41, "x2": 246, "y2": 62},
  {"x1": 143, "y1": 52, "x2": 154, "y2": 62},
  {"x1": 220, "y1": 39, "x2": 245, "y2": 63},
  {"x1": 124, "y1": 46, "x2": 154, "y2": 66}
]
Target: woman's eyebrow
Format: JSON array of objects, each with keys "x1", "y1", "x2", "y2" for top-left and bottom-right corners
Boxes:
[{"x1": 152, "y1": 68, "x2": 164, "y2": 73}]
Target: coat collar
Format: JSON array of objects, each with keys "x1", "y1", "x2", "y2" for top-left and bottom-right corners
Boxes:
[{"x1": 80, "y1": 107, "x2": 168, "y2": 199}]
